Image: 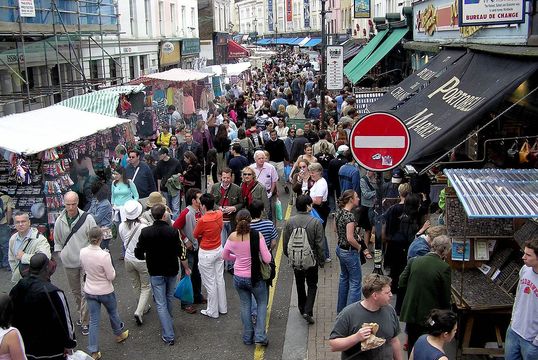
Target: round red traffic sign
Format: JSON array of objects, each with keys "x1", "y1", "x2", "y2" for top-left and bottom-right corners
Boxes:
[{"x1": 349, "y1": 112, "x2": 410, "y2": 172}]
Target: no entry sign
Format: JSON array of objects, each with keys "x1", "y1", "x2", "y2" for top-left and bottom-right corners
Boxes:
[{"x1": 349, "y1": 112, "x2": 410, "y2": 171}]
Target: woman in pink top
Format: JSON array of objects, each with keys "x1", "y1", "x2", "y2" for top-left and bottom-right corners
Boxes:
[
  {"x1": 80, "y1": 227, "x2": 129, "y2": 360},
  {"x1": 222, "y1": 210, "x2": 271, "y2": 346}
]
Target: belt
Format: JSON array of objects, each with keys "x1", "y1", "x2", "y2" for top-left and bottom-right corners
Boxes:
[{"x1": 339, "y1": 244, "x2": 352, "y2": 250}]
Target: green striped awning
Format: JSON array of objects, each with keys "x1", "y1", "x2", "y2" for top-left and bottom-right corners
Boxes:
[
  {"x1": 344, "y1": 30, "x2": 388, "y2": 81},
  {"x1": 59, "y1": 84, "x2": 145, "y2": 117}
]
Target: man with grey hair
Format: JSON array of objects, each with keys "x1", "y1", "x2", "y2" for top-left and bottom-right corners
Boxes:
[
  {"x1": 8, "y1": 211, "x2": 51, "y2": 283},
  {"x1": 54, "y1": 191, "x2": 97, "y2": 336},
  {"x1": 398, "y1": 235, "x2": 452, "y2": 352},
  {"x1": 250, "y1": 150, "x2": 278, "y2": 223}
]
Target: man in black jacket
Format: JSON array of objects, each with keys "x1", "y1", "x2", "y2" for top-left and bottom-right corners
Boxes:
[
  {"x1": 10, "y1": 253, "x2": 77, "y2": 360},
  {"x1": 289, "y1": 129, "x2": 309, "y2": 162},
  {"x1": 135, "y1": 204, "x2": 190, "y2": 346}
]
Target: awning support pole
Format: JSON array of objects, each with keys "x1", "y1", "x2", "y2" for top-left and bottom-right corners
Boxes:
[{"x1": 419, "y1": 84, "x2": 538, "y2": 175}]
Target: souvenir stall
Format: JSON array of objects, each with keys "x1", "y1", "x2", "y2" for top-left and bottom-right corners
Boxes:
[
  {"x1": 0, "y1": 105, "x2": 131, "y2": 239},
  {"x1": 129, "y1": 68, "x2": 214, "y2": 130},
  {"x1": 443, "y1": 168, "x2": 538, "y2": 357},
  {"x1": 201, "y1": 62, "x2": 252, "y2": 98}
]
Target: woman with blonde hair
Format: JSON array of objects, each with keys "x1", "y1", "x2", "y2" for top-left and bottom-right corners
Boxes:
[{"x1": 222, "y1": 209, "x2": 271, "y2": 346}]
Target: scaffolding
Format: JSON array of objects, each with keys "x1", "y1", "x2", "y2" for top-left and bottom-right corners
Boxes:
[{"x1": 0, "y1": 0, "x2": 124, "y2": 115}]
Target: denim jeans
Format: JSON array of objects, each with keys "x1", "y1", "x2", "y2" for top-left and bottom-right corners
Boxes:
[
  {"x1": 336, "y1": 246, "x2": 362, "y2": 313},
  {"x1": 150, "y1": 275, "x2": 176, "y2": 342},
  {"x1": 0, "y1": 224, "x2": 11, "y2": 268},
  {"x1": 221, "y1": 222, "x2": 233, "y2": 270},
  {"x1": 233, "y1": 275, "x2": 268, "y2": 344},
  {"x1": 505, "y1": 326, "x2": 538, "y2": 360},
  {"x1": 163, "y1": 191, "x2": 180, "y2": 220},
  {"x1": 86, "y1": 292, "x2": 124, "y2": 353},
  {"x1": 182, "y1": 250, "x2": 203, "y2": 305}
]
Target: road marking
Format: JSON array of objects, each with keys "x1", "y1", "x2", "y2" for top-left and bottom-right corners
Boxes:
[{"x1": 254, "y1": 203, "x2": 292, "y2": 360}]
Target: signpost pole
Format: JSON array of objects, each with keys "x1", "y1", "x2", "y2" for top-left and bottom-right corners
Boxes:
[
  {"x1": 373, "y1": 173, "x2": 384, "y2": 274},
  {"x1": 320, "y1": 0, "x2": 327, "y2": 122}
]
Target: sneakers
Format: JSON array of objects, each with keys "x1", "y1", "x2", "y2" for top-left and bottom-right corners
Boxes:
[
  {"x1": 161, "y1": 336, "x2": 175, "y2": 346},
  {"x1": 302, "y1": 314, "x2": 315, "y2": 324},
  {"x1": 91, "y1": 352, "x2": 101, "y2": 360},
  {"x1": 200, "y1": 309, "x2": 218, "y2": 319},
  {"x1": 134, "y1": 314, "x2": 143, "y2": 326},
  {"x1": 255, "y1": 340, "x2": 269, "y2": 347},
  {"x1": 75, "y1": 319, "x2": 82, "y2": 327},
  {"x1": 81, "y1": 325, "x2": 89, "y2": 336},
  {"x1": 116, "y1": 330, "x2": 129, "y2": 343}
]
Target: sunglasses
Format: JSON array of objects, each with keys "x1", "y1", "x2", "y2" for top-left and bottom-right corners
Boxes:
[
  {"x1": 300, "y1": 165, "x2": 308, "y2": 169},
  {"x1": 242, "y1": 173, "x2": 253, "y2": 176}
]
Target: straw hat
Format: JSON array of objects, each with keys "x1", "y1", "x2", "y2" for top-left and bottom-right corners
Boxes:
[
  {"x1": 146, "y1": 192, "x2": 167, "y2": 208},
  {"x1": 124, "y1": 200, "x2": 143, "y2": 220}
]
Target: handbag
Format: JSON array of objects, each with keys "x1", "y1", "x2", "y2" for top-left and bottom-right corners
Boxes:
[
  {"x1": 507, "y1": 141, "x2": 518, "y2": 158},
  {"x1": 275, "y1": 198, "x2": 283, "y2": 221},
  {"x1": 174, "y1": 275, "x2": 194, "y2": 303},
  {"x1": 260, "y1": 254, "x2": 272, "y2": 281},
  {"x1": 519, "y1": 140, "x2": 530, "y2": 163},
  {"x1": 529, "y1": 140, "x2": 538, "y2": 162}
]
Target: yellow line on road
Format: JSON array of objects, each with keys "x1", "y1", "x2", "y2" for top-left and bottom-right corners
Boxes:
[{"x1": 254, "y1": 203, "x2": 292, "y2": 360}]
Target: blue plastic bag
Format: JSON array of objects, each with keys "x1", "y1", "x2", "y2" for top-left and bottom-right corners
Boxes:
[
  {"x1": 174, "y1": 275, "x2": 194, "y2": 304},
  {"x1": 310, "y1": 208, "x2": 324, "y2": 224},
  {"x1": 284, "y1": 164, "x2": 292, "y2": 180}
]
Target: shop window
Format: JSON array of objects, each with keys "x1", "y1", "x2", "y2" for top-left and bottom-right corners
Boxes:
[
  {"x1": 139, "y1": 55, "x2": 146, "y2": 75},
  {"x1": 109, "y1": 58, "x2": 118, "y2": 85},
  {"x1": 90, "y1": 60, "x2": 99, "y2": 80},
  {"x1": 129, "y1": 56, "x2": 135, "y2": 80}
]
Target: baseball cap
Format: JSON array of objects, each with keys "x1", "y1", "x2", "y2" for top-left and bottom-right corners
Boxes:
[
  {"x1": 391, "y1": 168, "x2": 404, "y2": 184},
  {"x1": 337, "y1": 145, "x2": 349, "y2": 154}
]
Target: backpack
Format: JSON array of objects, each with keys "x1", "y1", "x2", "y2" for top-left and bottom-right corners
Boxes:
[
  {"x1": 398, "y1": 213, "x2": 419, "y2": 244},
  {"x1": 287, "y1": 218, "x2": 316, "y2": 270}
]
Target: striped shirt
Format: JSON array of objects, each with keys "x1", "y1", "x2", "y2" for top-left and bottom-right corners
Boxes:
[{"x1": 250, "y1": 219, "x2": 278, "y2": 248}]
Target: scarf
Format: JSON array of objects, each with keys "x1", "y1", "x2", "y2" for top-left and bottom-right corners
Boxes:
[{"x1": 241, "y1": 181, "x2": 257, "y2": 206}]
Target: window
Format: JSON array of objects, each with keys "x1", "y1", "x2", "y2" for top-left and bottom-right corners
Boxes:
[
  {"x1": 129, "y1": 56, "x2": 135, "y2": 80},
  {"x1": 191, "y1": 7, "x2": 195, "y2": 29},
  {"x1": 182, "y1": 6, "x2": 186, "y2": 32},
  {"x1": 90, "y1": 60, "x2": 99, "y2": 80},
  {"x1": 129, "y1": 0, "x2": 136, "y2": 35},
  {"x1": 139, "y1": 55, "x2": 146, "y2": 75},
  {"x1": 170, "y1": 3, "x2": 175, "y2": 24},
  {"x1": 144, "y1": 0, "x2": 151, "y2": 36},
  {"x1": 159, "y1": 2, "x2": 164, "y2": 36},
  {"x1": 109, "y1": 58, "x2": 118, "y2": 85}
]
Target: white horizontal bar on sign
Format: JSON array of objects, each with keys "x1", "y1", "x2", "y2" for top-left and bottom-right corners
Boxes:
[{"x1": 353, "y1": 136, "x2": 405, "y2": 149}]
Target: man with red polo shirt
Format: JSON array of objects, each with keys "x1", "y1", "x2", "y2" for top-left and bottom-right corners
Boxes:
[{"x1": 173, "y1": 188, "x2": 204, "y2": 313}]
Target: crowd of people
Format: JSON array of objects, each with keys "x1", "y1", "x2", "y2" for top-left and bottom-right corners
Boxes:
[{"x1": 0, "y1": 47, "x2": 536, "y2": 360}]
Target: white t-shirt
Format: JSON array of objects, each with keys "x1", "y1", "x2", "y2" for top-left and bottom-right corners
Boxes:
[{"x1": 310, "y1": 178, "x2": 328, "y2": 202}]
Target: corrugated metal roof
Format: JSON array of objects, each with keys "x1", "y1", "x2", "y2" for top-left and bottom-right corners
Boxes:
[{"x1": 444, "y1": 168, "x2": 538, "y2": 218}]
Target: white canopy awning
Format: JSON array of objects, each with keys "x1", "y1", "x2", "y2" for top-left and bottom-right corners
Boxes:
[
  {"x1": 201, "y1": 62, "x2": 251, "y2": 77},
  {"x1": 130, "y1": 68, "x2": 211, "y2": 84},
  {"x1": 0, "y1": 105, "x2": 130, "y2": 155}
]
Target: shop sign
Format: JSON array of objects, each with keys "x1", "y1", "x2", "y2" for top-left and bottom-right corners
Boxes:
[
  {"x1": 354, "y1": 0, "x2": 371, "y2": 19},
  {"x1": 122, "y1": 47, "x2": 138, "y2": 54},
  {"x1": 161, "y1": 42, "x2": 175, "y2": 54},
  {"x1": 19, "y1": 0, "x2": 35, "y2": 17},
  {"x1": 459, "y1": 0, "x2": 525, "y2": 26},
  {"x1": 286, "y1": 0, "x2": 293, "y2": 29},
  {"x1": 304, "y1": 0, "x2": 310, "y2": 28},
  {"x1": 181, "y1": 38, "x2": 200, "y2": 56},
  {"x1": 5, "y1": 54, "x2": 25, "y2": 64},
  {"x1": 326, "y1": 46, "x2": 343, "y2": 90},
  {"x1": 160, "y1": 41, "x2": 180, "y2": 66},
  {"x1": 268, "y1": 0, "x2": 275, "y2": 32}
]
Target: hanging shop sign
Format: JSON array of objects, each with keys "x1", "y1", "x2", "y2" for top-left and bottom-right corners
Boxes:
[
  {"x1": 160, "y1": 41, "x2": 180, "y2": 67},
  {"x1": 181, "y1": 38, "x2": 200, "y2": 56},
  {"x1": 459, "y1": 0, "x2": 525, "y2": 26},
  {"x1": 268, "y1": 0, "x2": 275, "y2": 32},
  {"x1": 304, "y1": 0, "x2": 311, "y2": 28},
  {"x1": 286, "y1": 0, "x2": 293, "y2": 29},
  {"x1": 18, "y1": 0, "x2": 36, "y2": 17},
  {"x1": 354, "y1": 0, "x2": 371, "y2": 19},
  {"x1": 326, "y1": 46, "x2": 344, "y2": 90}
]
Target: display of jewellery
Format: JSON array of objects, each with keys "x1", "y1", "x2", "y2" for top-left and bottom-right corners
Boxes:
[
  {"x1": 446, "y1": 195, "x2": 513, "y2": 237},
  {"x1": 452, "y1": 268, "x2": 514, "y2": 310},
  {"x1": 514, "y1": 220, "x2": 538, "y2": 250}
]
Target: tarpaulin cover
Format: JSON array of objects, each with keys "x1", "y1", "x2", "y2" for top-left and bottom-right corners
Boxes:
[
  {"x1": 228, "y1": 40, "x2": 250, "y2": 58},
  {"x1": 444, "y1": 168, "x2": 538, "y2": 218},
  {"x1": 389, "y1": 51, "x2": 538, "y2": 166},
  {"x1": 201, "y1": 62, "x2": 251, "y2": 77},
  {"x1": 58, "y1": 84, "x2": 145, "y2": 118},
  {"x1": 368, "y1": 48, "x2": 467, "y2": 112},
  {"x1": 0, "y1": 105, "x2": 129, "y2": 155},
  {"x1": 130, "y1": 68, "x2": 211, "y2": 85}
]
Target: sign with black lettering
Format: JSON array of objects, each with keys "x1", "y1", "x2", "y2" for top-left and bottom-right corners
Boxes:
[
  {"x1": 18, "y1": 0, "x2": 35, "y2": 17},
  {"x1": 460, "y1": 0, "x2": 525, "y2": 26},
  {"x1": 387, "y1": 51, "x2": 538, "y2": 166},
  {"x1": 326, "y1": 45, "x2": 343, "y2": 90}
]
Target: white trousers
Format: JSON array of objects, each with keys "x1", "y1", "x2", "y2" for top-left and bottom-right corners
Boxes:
[{"x1": 198, "y1": 247, "x2": 227, "y2": 317}]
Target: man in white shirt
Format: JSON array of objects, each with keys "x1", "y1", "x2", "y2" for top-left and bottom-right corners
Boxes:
[{"x1": 250, "y1": 150, "x2": 278, "y2": 224}]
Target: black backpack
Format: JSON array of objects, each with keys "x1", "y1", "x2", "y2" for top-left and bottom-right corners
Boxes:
[{"x1": 398, "y1": 213, "x2": 419, "y2": 244}]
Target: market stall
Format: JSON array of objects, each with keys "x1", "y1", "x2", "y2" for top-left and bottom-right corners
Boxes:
[
  {"x1": 443, "y1": 168, "x2": 538, "y2": 356},
  {"x1": 201, "y1": 62, "x2": 251, "y2": 98},
  {"x1": 128, "y1": 68, "x2": 214, "y2": 131},
  {"x1": 0, "y1": 105, "x2": 131, "y2": 236}
]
